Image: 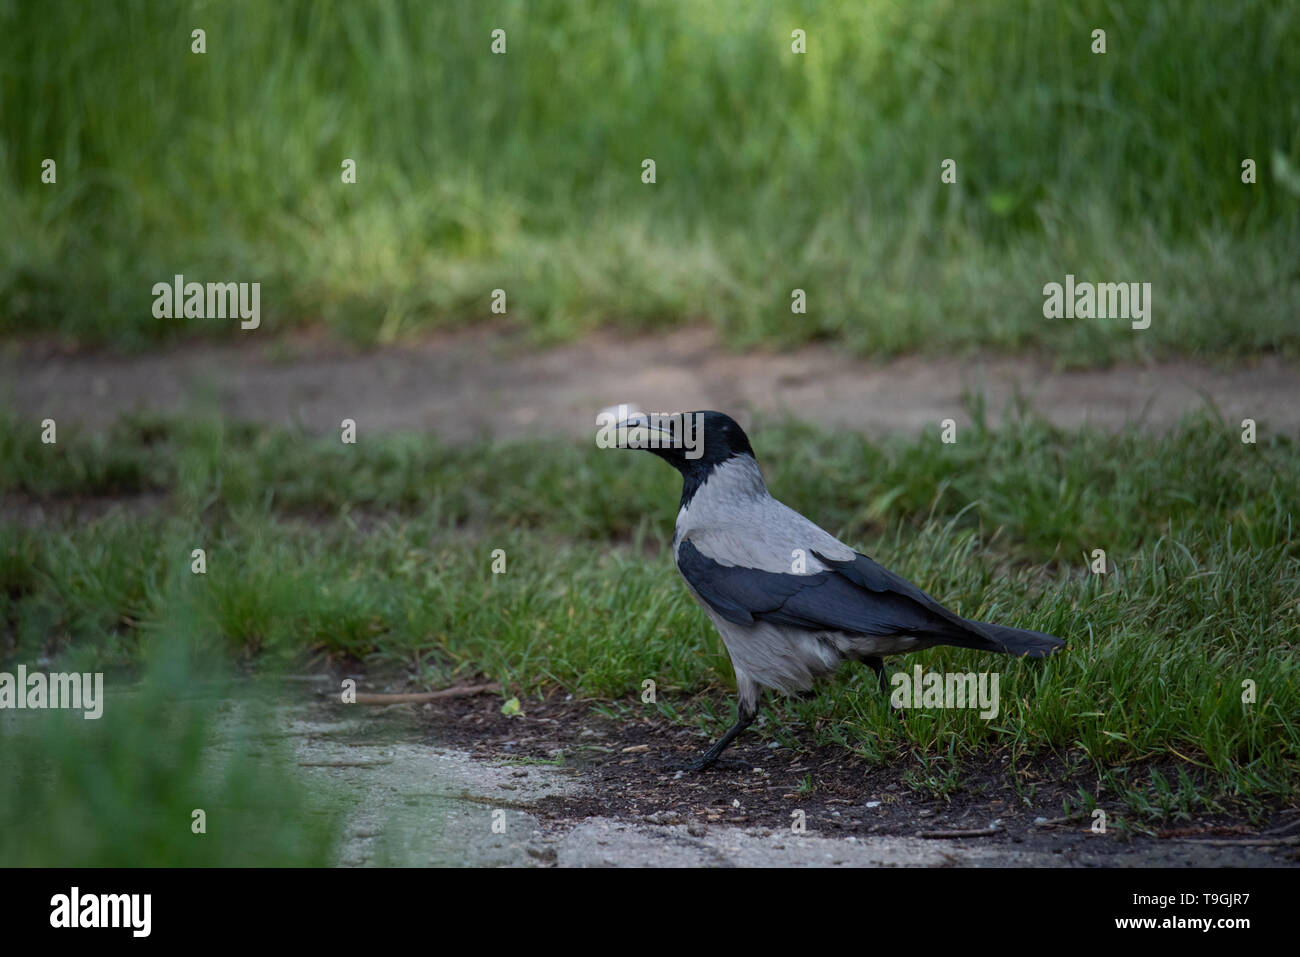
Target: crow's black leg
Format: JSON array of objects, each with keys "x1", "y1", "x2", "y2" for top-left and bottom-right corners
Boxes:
[
  {"x1": 684, "y1": 701, "x2": 757, "y2": 771},
  {"x1": 864, "y1": 656, "x2": 890, "y2": 697},
  {"x1": 864, "y1": 656, "x2": 905, "y2": 721}
]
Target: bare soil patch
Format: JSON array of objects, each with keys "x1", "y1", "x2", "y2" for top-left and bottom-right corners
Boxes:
[
  {"x1": 412, "y1": 686, "x2": 1299, "y2": 866},
  {"x1": 5, "y1": 326, "x2": 1297, "y2": 439}
]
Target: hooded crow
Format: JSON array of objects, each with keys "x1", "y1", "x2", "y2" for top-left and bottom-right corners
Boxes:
[{"x1": 611, "y1": 410, "x2": 1064, "y2": 770}]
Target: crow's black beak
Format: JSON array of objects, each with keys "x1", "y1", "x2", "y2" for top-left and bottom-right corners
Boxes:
[{"x1": 610, "y1": 412, "x2": 674, "y2": 449}]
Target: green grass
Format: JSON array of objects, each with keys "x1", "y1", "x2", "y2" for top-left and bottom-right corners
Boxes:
[
  {"x1": 0, "y1": 638, "x2": 341, "y2": 866},
  {"x1": 3, "y1": 408, "x2": 1297, "y2": 820},
  {"x1": 2, "y1": 0, "x2": 1298, "y2": 362}
]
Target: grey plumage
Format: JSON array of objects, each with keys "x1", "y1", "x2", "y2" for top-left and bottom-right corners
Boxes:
[{"x1": 612, "y1": 410, "x2": 1064, "y2": 769}]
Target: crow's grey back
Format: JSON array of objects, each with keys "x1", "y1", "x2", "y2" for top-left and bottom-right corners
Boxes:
[{"x1": 672, "y1": 454, "x2": 855, "y2": 574}]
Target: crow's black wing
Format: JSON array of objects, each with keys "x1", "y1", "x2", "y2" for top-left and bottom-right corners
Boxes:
[
  {"x1": 808, "y1": 549, "x2": 998, "y2": 639},
  {"x1": 676, "y1": 539, "x2": 996, "y2": 646}
]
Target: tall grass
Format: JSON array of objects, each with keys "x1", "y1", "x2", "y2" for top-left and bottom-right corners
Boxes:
[{"x1": 2, "y1": 0, "x2": 1297, "y2": 359}]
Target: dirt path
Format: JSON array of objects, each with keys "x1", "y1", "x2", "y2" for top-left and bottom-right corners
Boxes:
[
  {"x1": 5, "y1": 326, "x2": 1297, "y2": 439},
  {"x1": 287, "y1": 681, "x2": 1294, "y2": 867}
]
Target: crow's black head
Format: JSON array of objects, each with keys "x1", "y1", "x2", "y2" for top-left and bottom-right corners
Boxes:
[
  {"x1": 611, "y1": 409, "x2": 753, "y2": 469},
  {"x1": 608, "y1": 409, "x2": 759, "y2": 506},
  {"x1": 690, "y1": 410, "x2": 756, "y2": 465}
]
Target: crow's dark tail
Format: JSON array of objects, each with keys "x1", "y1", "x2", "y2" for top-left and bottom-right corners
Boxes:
[{"x1": 968, "y1": 621, "x2": 1065, "y2": 658}]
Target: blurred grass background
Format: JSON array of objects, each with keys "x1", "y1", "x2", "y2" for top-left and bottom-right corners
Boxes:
[
  {"x1": 2, "y1": 0, "x2": 1297, "y2": 361},
  {"x1": 0, "y1": 615, "x2": 342, "y2": 866}
]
